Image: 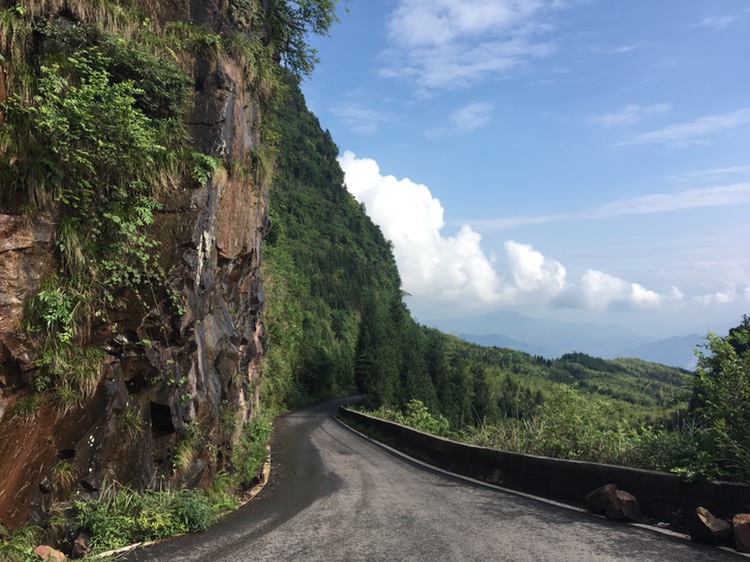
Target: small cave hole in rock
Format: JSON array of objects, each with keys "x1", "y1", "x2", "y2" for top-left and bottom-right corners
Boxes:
[
  {"x1": 142, "y1": 325, "x2": 164, "y2": 345},
  {"x1": 150, "y1": 402, "x2": 176, "y2": 437},
  {"x1": 0, "y1": 359, "x2": 22, "y2": 388},
  {"x1": 126, "y1": 371, "x2": 152, "y2": 394},
  {"x1": 57, "y1": 449, "x2": 75, "y2": 460}
]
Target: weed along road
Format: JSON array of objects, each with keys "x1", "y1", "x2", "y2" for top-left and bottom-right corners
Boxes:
[{"x1": 125, "y1": 399, "x2": 742, "y2": 562}]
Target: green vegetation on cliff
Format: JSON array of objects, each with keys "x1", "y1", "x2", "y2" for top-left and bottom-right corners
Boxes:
[
  {"x1": 0, "y1": 0, "x2": 340, "y2": 555},
  {"x1": 0, "y1": 5, "x2": 218, "y2": 414},
  {"x1": 0, "y1": 0, "x2": 340, "y2": 412},
  {"x1": 264, "y1": 69, "x2": 406, "y2": 406}
]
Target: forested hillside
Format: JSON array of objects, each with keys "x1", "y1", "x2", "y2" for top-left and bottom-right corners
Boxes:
[
  {"x1": 0, "y1": 0, "x2": 341, "y2": 548},
  {"x1": 262, "y1": 70, "x2": 407, "y2": 405},
  {"x1": 263, "y1": 75, "x2": 690, "y2": 430}
]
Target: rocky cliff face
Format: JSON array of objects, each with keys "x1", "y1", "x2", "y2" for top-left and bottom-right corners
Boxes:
[{"x1": 0, "y1": 0, "x2": 269, "y2": 530}]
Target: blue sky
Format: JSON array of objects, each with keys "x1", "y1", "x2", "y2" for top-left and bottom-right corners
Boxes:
[{"x1": 301, "y1": 0, "x2": 750, "y2": 339}]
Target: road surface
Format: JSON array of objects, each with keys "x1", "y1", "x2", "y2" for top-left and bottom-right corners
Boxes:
[{"x1": 125, "y1": 399, "x2": 742, "y2": 561}]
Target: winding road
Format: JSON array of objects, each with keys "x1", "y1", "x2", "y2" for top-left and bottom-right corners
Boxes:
[{"x1": 124, "y1": 399, "x2": 742, "y2": 561}]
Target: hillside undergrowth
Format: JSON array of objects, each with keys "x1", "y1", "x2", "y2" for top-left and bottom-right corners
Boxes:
[{"x1": 366, "y1": 319, "x2": 750, "y2": 483}]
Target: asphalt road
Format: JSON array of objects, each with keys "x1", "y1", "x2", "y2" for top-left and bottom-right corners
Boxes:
[{"x1": 124, "y1": 398, "x2": 743, "y2": 561}]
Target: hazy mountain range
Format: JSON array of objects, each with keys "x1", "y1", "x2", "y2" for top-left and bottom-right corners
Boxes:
[{"x1": 432, "y1": 311, "x2": 704, "y2": 370}]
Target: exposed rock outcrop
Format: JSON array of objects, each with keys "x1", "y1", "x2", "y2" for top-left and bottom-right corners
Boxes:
[
  {"x1": 33, "y1": 545, "x2": 66, "y2": 562},
  {"x1": 734, "y1": 513, "x2": 750, "y2": 553},
  {"x1": 689, "y1": 506, "x2": 732, "y2": 545},
  {"x1": 0, "y1": 214, "x2": 55, "y2": 377},
  {"x1": 584, "y1": 483, "x2": 642, "y2": 522},
  {"x1": 0, "y1": 0, "x2": 270, "y2": 530}
]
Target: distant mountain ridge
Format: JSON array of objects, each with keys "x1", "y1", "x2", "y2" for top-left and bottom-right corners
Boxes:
[
  {"x1": 622, "y1": 335, "x2": 703, "y2": 371},
  {"x1": 457, "y1": 333, "x2": 558, "y2": 359},
  {"x1": 433, "y1": 311, "x2": 703, "y2": 369}
]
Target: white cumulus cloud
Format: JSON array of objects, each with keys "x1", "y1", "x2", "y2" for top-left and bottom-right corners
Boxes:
[
  {"x1": 339, "y1": 151, "x2": 670, "y2": 315},
  {"x1": 693, "y1": 288, "x2": 750, "y2": 306},
  {"x1": 339, "y1": 151, "x2": 504, "y2": 305},
  {"x1": 553, "y1": 270, "x2": 661, "y2": 310},
  {"x1": 504, "y1": 241, "x2": 567, "y2": 294}
]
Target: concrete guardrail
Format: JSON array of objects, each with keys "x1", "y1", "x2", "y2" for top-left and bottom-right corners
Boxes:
[{"x1": 338, "y1": 407, "x2": 750, "y2": 523}]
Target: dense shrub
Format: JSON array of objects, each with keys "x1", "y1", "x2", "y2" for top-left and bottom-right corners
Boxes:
[
  {"x1": 377, "y1": 399, "x2": 450, "y2": 437},
  {"x1": 372, "y1": 320, "x2": 750, "y2": 484},
  {"x1": 233, "y1": 412, "x2": 274, "y2": 487},
  {"x1": 74, "y1": 484, "x2": 222, "y2": 553}
]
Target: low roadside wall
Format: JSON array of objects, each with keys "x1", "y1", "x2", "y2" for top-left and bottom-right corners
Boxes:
[{"x1": 338, "y1": 407, "x2": 750, "y2": 522}]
